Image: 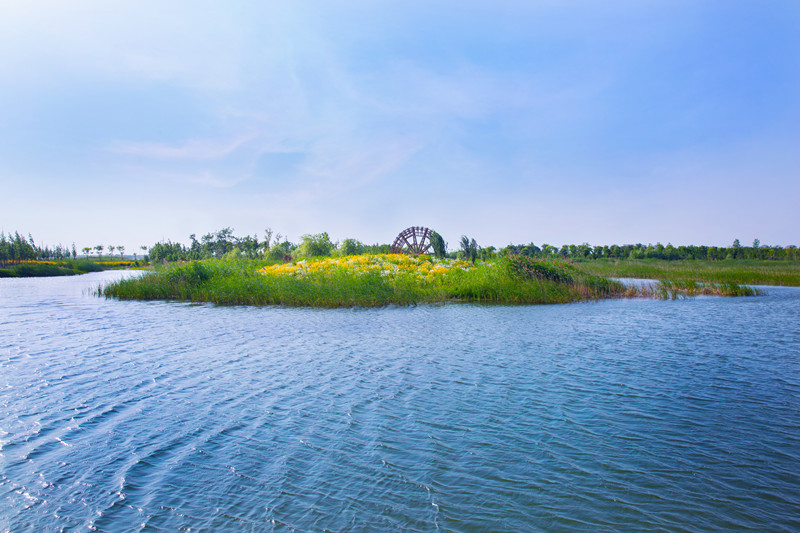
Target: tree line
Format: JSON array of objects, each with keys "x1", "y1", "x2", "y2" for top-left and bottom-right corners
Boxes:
[
  {"x1": 498, "y1": 239, "x2": 799, "y2": 261},
  {"x1": 0, "y1": 231, "x2": 79, "y2": 267},
  {"x1": 147, "y1": 229, "x2": 798, "y2": 263},
  {"x1": 4, "y1": 228, "x2": 797, "y2": 268},
  {"x1": 146, "y1": 228, "x2": 392, "y2": 263},
  {"x1": 0, "y1": 231, "x2": 135, "y2": 268}
]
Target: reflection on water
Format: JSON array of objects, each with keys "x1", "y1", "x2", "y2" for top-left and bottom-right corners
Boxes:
[{"x1": 1, "y1": 271, "x2": 799, "y2": 531}]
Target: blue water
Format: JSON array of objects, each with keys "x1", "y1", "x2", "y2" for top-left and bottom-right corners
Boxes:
[{"x1": 1, "y1": 271, "x2": 799, "y2": 531}]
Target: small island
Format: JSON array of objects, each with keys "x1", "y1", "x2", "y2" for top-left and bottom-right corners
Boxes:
[
  {"x1": 98, "y1": 227, "x2": 781, "y2": 307},
  {"x1": 100, "y1": 253, "x2": 760, "y2": 308}
]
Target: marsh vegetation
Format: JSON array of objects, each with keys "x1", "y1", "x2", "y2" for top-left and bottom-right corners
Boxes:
[
  {"x1": 5, "y1": 227, "x2": 797, "y2": 294},
  {"x1": 576, "y1": 259, "x2": 800, "y2": 287},
  {"x1": 100, "y1": 255, "x2": 758, "y2": 308}
]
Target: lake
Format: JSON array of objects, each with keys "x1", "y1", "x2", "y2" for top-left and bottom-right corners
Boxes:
[{"x1": 1, "y1": 271, "x2": 799, "y2": 531}]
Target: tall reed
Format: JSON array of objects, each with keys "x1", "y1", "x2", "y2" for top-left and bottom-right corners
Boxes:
[{"x1": 576, "y1": 259, "x2": 800, "y2": 286}]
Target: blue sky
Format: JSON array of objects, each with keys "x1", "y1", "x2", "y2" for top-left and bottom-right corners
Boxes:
[{"x1": 1, "y1": 1, "x2": 798, "y2": 251}]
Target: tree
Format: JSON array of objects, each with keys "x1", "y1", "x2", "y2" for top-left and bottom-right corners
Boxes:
[
  {"x1": 264, "y1": 228, "x2": 274, "y2": 251},
  {"x1": 108, "y1": 245, "x2": 115, "y2": 257},
  {"x1": 753, "y1": 238, "x2": 760, "y2": 249},
  {"x1": 267, "y1": 240, "x2": 295, "y2": 261},
  {"x1": 338, "y1": 238, "x2": 365, "y2": 256},
  {"x1": 94, "y1": 245, "x2": 104, "y2": 257},
  {"x1": 429, "y1": 231, "x2": 447, "y2": 259},
  {"x1": 239, "y1": 235, "x2": 260, "y2": 259},
  {"x1": 577, "y1": 243, "x2": 592, "y2": 258},
  {"x1": 0, "y1": 232, "x2": 8, "y2": 267},
  {"x1": 459, "y1": 235, "x2": 478, "y2": 264},
  {"x1": 117, "y1": 245, "x2": 125, "y2": 258},
  {"x1": 213, "y1": 227, "x2": 237, "y2": 256},
  {"x1": 82, "y1": 247, "x2": 91, "y2": 259},
  {"x1": 297, "y1": 233, "x2": 334, "y2": 258}
]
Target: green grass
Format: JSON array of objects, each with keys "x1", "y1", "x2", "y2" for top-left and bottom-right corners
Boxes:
[
  {"x1": 100, "y1": 256, "x2": 759, "y2": 308},
  {"x1": 0, "y1": 260, "x2": 106, "y2": 278},
  {"x1": 574, "y1": 258, "x2": 800, "y2": 286}
]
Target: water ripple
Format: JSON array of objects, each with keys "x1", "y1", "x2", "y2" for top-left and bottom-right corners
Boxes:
[{"x1": 1, "y1": 273, "x2": 799, "y2": 531}]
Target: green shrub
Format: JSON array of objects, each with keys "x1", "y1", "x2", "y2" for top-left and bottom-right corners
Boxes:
[
  {"x1": 296, "y1": 233, "x2": 334, "y2": 259},
  {"x1": 337, "y1": 238, "x2": 365, "y2": 256},
  {"x1": 74, "y1": 261, "x2": 103, "y2": 273},
  {"x1": 506, "y1": 255, "x2": 574, "y2": 283}
]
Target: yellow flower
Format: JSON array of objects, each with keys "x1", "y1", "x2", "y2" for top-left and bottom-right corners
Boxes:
[{"x1": 258, "y1": 254, "x2": 471, "y2": 280}]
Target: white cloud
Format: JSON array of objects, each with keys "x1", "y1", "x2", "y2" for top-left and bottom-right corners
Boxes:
[{"x1": 110, "y1": 135, "x2": 258, "y2": 160}]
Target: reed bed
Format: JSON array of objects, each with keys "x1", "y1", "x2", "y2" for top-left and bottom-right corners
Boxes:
[
  {"x1": 100, "y1": 255, "x2": 759, "y2": 308},
  {"x1": 576, "y1": 259, "x2": 800, "y2": 286},
  {"x1": 638, "y1": 280, "x2": 762, "y2": 299}
]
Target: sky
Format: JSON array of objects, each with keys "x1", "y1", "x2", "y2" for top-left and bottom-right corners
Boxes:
[{"x1": 1, "y1": 1, "x2": 799, "y2": 252}]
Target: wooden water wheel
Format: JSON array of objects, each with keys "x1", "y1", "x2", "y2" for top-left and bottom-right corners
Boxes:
[{"x1": 390, "y1": 226, "x2": 432, "y2": 255}]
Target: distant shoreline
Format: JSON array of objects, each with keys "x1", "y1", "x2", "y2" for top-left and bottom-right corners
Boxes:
[{"x1": 0, "y1": 259, "x2": 138, "y2": 278}]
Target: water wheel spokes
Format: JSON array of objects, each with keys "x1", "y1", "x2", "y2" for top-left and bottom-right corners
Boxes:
[{"x1": 391, "y1": 226, "x2": 433, "y2": 255}]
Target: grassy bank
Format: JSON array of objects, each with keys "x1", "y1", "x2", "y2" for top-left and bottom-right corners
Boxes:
[
  {"x1": 574, "y1": 258, "x2": 800, "y2": 286},
  {"x1": 100, "y1": 255, "x2": 757, "y2": 308},
  {"x1": 0, "y1": 260, "x2": 108, "y2": 278}
]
